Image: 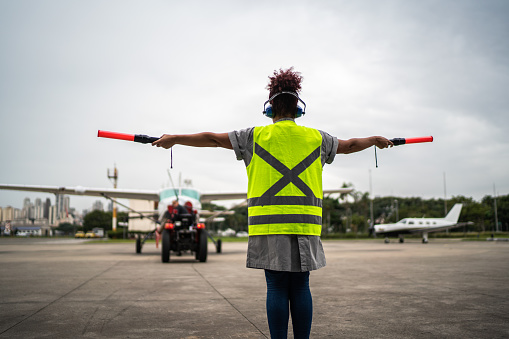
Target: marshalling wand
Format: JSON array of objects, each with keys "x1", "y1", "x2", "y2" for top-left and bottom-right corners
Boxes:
[
  {"x1": 98, "y1": 130, "x2": 173, "y2": 167},
  {"x1": 98, "y1": 130, "x2": 433, "y2": 146},
  {"x1": 374, "y1": 136, "x2": 433, "y2": 167},
  {"x1": 97, "y1": 130, "x2": 160, "y2": 144},
  {"x1": 98, "y1": 130, "x2": 433, "y2": 167},
  {"x1": 389, "y1": 136, "x2": 433, "y2": 146}
]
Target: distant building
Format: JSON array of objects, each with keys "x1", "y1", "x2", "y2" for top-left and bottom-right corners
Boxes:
[
  {"x1": 43, "y1": 198, "x2": 51, "y2": 219},
  {"x1": 34, "y1": 198, "x2": 43, "y2": 220},
  {"x1": 48, "y1": 205, "x2": 58, "y2": 226},
  {"x1": 92, "y1": 200, "x2": 104, "y2": 211},
  {"x1": 54, "y1": 194, "x2": 71, "y2": 219},
  {"x1": 1, "y1": 194, "x2": 79, "y2": 233},
  {"x1": 23, "y1": 197, "x2": 31, "y2": 209},
  {"x1": 2, "y1": 206, "x2": 14, "y2": 221},
  {"x1": 63, "y1": 196, "x2": 70, "y2": 215},
  {"x1": 23, "y1": 197, "x2": 31, "y2": 219}
]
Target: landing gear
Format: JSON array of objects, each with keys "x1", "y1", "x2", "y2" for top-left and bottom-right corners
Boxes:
[
  {"x1": 136, "y1": 236, "x2": 142, "y2": 254},
  {"x1": 422, "y1": 232, "x2": 429, "y2": 244},
  {"x1": 135, "y1": 232, "x2": 154, "y2": 254},
  {"x1": 384, "y1": 237, "x2": 390, "y2": 243},
  {"x1": 399, "y1": 236, "x2": 405, "y2": 243},
  {"x1": 216, "y1": 239, "x2": 222, "y2": 253},
  {"x1": 162, "y1": 229, "x2": 171, "y2": 263}
]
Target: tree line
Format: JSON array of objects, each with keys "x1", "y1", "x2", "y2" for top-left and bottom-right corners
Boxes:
[
  {"x1": 57, "y1": 210, "x2": 129, "y2": 235},
  {"x1": 66, "y1": 193, "x2": 507, "y2": 236},
  {"x1": 212, "y1": 192, "x2": 508, "y2": 235}
]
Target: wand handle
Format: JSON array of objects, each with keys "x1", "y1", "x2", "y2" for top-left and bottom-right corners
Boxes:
[
  {"x1": 97, "y1": 130, "x2": 159, "y2": 144},
  {"x1": 390, "y1": 136, "x2": 433, "y2": 146}
]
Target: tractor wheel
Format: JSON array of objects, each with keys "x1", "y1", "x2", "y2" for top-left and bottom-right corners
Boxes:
[
  {"x1": 216, "y1": 239, "x2": 222, "y2": 253},
  {"x1": 195, "y1": 236, "x2": 200, "y2": 260},
  {"x1": 136, "y1": 236, "x2": 142, "y2": 254},
  {"x1": 198, "y1": 230, "x2": 208, "y2": 262},
  {"x1": 162, "y1": 230, "x2": 170, "y2": 263}
]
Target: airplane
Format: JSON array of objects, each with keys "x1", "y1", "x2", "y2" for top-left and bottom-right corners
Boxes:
[
  {"x1": 0, "y1": 183, "x2": 351, "y2": 220},
  {"x1": 0, "y1": 182, "x2": 353, "y2": 259},
  {"x1": 371, "y1": 203, "x2": 472, "y2": 243},
  {"x1": 0, "y1": 183, "x2": 247, "y2": 256}
]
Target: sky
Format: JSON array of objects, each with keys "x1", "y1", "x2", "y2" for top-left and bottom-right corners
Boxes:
[{"x1": 1, "y1": 0, "x2": 508, "y2": 213}]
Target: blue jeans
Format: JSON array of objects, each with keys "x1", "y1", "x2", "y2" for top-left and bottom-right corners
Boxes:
[{"x1": 264, "y1": 270, "x2": 313, "y2": 339}]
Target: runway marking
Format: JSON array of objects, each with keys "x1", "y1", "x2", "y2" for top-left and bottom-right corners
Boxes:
[{"x1": 191, "y1": 264, "x2": 268, "y2": 339}]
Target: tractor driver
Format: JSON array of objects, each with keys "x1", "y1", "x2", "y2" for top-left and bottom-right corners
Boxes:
[
  {"x1": 155, "y1": 200, "x2": 190, "y2": 247},
  {"x1": 168, "y1": 200, "x2": 188, "y2": 222}
]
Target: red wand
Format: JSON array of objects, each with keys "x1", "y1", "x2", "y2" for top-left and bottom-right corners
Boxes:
[
  {"x1": 98, "y1": 130, "x2": 174, "y2": 168},
  {"x1": 390, "y1": 136, "x2": 433, "y2": 146},
  {"x1": 97, "y1": 130, "x2": 159, "y2": 144},
  {"x1": 375, "y1": 136, "x2": 433, "y2": 167}
]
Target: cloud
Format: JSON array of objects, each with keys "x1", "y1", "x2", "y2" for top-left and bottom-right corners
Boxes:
[{"x1": 0, "y1": 0, "x2": 508, "y2": 212}]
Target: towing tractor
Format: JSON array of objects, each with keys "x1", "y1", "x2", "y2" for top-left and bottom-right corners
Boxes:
[
  {"x1": 135, "y1": 202, "x2": 222, "y2": 263},
  {"x1": 161, "y1": 211, "x2": 208, "y2": 263}
]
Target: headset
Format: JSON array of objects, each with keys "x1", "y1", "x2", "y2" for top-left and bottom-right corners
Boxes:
[{"x1": 262, "y1": 91, "x2": 307, "y2": 118}]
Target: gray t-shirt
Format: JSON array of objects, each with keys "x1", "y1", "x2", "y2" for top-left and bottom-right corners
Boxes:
[{"x1": 228, "y1": 120, "x2": 338, "y2": 272}]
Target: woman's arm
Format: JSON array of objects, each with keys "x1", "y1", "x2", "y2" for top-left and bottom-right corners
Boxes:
[
  {"x1": 152, "y1": 132, "x2": 233, "y2": 149},
  {"x1": 337, "y1": 136, "x2": 393, "y2": 154}
]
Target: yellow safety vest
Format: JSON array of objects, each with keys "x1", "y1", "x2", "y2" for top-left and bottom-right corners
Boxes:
[{"x1": 247, "y1": 120, "x2": 323, "y2": 236}]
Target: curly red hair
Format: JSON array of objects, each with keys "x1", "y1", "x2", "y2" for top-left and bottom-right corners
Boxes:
[{"x1": 266, "y1": 67, "x2": 303, "y2": 118}]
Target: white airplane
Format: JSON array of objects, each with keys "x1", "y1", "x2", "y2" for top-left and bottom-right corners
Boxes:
[{"x1": 373, "y1": 203, "x2": 472, "y2": 243}]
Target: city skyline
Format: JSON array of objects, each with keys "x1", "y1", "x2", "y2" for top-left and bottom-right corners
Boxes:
[{"x1": 0, "y1": 194, "x2": 113, "y2": 227}]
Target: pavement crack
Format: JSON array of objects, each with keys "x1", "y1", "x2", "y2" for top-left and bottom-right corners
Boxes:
[
  {"x1": 192, "y1": 264, "x2": 268, "y2": 339},
  {"x1": 0, "y1": 261, "x2": 121, "y2": 336},
  {"x1": 82, "y1": 306, "x2": 100, "y2": 335}
]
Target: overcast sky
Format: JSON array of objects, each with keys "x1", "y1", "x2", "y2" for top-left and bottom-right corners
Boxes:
[{"x1": 1, "y1": 0, "x2": 508, "y2": 213}]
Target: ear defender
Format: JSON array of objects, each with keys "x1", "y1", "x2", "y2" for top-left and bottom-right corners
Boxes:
[
  {"x1": 263, "y1": 91, "x2": 306, "y2": 118},
  {"x1": 264, "y1": 105, "x2": 303, "y2": 118}
]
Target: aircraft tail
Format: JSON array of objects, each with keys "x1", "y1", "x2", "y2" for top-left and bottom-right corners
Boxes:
[{"x1": 444, "y1": 204, "x2": 463, "y2": 223}]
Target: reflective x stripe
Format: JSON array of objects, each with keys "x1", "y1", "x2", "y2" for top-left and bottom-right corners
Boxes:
[{"x1": 248, "y1": 143, "x2": 321, "y2": 208}]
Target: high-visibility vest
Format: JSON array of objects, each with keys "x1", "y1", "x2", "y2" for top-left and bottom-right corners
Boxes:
[{"x1": 247, "y1": 120, "x2": 323, "y2": 236}]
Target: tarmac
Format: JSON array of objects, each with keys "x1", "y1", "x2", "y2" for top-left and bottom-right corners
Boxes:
[{"x1": 0, "y1": 237, "x2": 508, "y2": 339}]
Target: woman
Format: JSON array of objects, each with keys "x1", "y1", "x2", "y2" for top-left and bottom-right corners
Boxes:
[{"x1": 153, "y1": 68, "x2": 392, "y2": 338}]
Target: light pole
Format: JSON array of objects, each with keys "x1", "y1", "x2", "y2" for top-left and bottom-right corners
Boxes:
[
  {"x1": 494, "y1": 184, "x2": 499, "y2": 233},
  {"x1": 108, "y1": 166, "x2": 118, "y2": 231}
]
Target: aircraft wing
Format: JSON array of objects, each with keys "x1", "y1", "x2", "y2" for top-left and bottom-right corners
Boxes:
[
  {"x1": 1, "y1": 184, "x2": 354, "y2": 203},
  {"x1": 323, "y1": 188, "x2": 354, "y2": 195},
  {"x1": 200, "y1": 187, "x2": 353, "y2": 203},
  {"x1": 200, "y1": 192, "x2": 247, "y2": 202},
  {"x1": 199, "y1": 210, "x2": 236, "y2": 217},
  {"x1": 0, "y1": 184, "x2": 160, "y2": 201}
]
